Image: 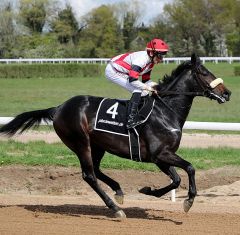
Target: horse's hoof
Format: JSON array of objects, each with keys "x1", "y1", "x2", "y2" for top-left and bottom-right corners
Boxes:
[
  {"x1": 114, "y1": 194, "x2": 124, "y2": 205},
  {"x1": 115, "y1": 210, "x2": 126, "y2": 219},
  {"x1": 139, "y1": 186, "x2": 152, "y2": 195},
  {"x1": 183, "y1": 199, "x2": 193, "y2": 213}
]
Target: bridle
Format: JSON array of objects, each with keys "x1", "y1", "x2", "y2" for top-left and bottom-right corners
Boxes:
[
  {"x1": 191, "y1": 65, "x2": 224, "y2": 100},
  {"x1": 154, "y1": 64, "x2": 225, "y2": 120},
  {"x1": 158, "y1": 64, "x2": 223, "y2": 99}
]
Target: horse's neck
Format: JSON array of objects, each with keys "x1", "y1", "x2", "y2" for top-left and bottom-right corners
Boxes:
[
  {"x1": 158, "y1": 72, "x2": 195, "y2": 127},
  {"x1": 159, "y1": 95, "x2": 194, "y2": 128}
]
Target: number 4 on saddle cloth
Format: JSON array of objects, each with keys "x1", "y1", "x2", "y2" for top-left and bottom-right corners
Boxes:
[{"x1": 94, "y1": 96, "x2": 155, "y2": 161}]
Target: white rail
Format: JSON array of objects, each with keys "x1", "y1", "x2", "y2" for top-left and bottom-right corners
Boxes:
[
  {"x1": 183, "y1": 121, "x2": 240, "y2": 131},
  {"x1": 0, "y1": 117, "x2": 240, "y2": 131},
  {"x1": 0, "y1": 57, "x2": 240, "y2": 65}
]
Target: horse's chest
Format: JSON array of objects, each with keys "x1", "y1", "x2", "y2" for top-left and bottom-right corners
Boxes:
[{"x1": 145, "y1": 129, "x2": 182, "y2": 152}]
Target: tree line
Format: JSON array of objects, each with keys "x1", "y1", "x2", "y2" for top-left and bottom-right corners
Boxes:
[{"x1": 0, "y1": 0, "x2": 239, "y2": 59}]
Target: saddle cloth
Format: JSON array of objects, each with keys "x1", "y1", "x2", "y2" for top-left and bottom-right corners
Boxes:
[{"x1": 94, "y1": 97, "x2": 155, "y2": 136}]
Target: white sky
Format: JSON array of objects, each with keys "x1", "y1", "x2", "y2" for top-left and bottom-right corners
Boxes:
[{"x1": 63, "y1": 0, "x2": 173, "y2": 24}]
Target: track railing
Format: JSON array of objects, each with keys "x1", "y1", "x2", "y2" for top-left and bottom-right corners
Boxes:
[
  {"x1": 0, "y1": 57, "x2": 240, "y2": 65},
  {"x1": 1, "y1": 117, "x2": 240, "y2": 131}
]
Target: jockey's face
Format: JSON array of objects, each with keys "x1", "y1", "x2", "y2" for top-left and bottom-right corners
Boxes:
[
  {"x1": 149, "y1": 51, "x2": 165, "y2": 64},
  {"x1": 153, "y1": 54, "x2": 163, "y2": 64}
]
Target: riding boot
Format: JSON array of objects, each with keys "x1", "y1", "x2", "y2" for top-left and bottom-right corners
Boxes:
[{"x1": 126, "y1": 92, "x2": 141, "y2": 129}]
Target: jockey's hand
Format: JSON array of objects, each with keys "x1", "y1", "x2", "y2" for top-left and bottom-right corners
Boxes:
[
  {"x1": 144, "y1": 86, "x2": 158, "y2": 95},
  {"x1": 150, "y1": 81, "x2": 158, "y2": 87},
  {"x1": 151, "y1": 88, "x2": 158, "y2": 95}
]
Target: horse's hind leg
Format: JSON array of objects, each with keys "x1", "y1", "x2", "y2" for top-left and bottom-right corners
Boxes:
[
  {"x1": 139, "y1": 163, "x2": 181, "y2": 198},
  {"x1": 91, "y1": 146, "x2": 124, "y2": 204},
  {"x1": 53, "y1": 130, "x2": 126, "y2": 218},
  {"x1": 78, "y1": 147, "x2": 126, "y2": 218}
]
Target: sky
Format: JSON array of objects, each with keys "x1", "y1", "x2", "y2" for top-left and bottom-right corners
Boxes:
[{"x1": 62, "y1": 0, "x2": 173, "y2": 25}]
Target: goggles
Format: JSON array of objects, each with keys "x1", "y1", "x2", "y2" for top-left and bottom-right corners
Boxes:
[{"x1": 155, "y1": 52, "x2": 167, "y2": 59}]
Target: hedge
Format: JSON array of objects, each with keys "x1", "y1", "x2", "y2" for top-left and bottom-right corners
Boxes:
[
  {"x1": 234, "y1": 66, "x2": 240, "y2": 76},
  {"x1": 0, "y1": 63, "x2": 103, "y2": 79}
]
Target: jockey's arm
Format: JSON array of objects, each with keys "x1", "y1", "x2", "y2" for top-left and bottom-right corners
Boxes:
[
  {"x1": 128, "y1": 65, "x2": 155, "y2": 92},
  {"x1": 142, "y1": 71, "x2": 158, "y2": 88}
]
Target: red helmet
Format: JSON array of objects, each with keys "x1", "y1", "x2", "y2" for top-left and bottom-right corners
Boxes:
[{"x1": 146, "y1": 38, "x2": 169, "y2": 54}]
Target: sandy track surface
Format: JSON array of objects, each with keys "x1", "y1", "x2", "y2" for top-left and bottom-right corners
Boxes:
[
  {"x1": 0, "y1": 131, "x2": 240, "y2": 234},
  {"x1": 0, "y1": 165, "x2": 240, "y2": 235}
]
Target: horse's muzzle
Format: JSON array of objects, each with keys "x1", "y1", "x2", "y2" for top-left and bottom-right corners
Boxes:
[
  {"x1": 217, "y1": 90, "x2": 231, "y2": 103},
  {"x1": 222, "y1": 90, "x2": 231, "y2": 102},
  {"x1": 208, "y1": 89, "x2": 231, "y2": 104}
]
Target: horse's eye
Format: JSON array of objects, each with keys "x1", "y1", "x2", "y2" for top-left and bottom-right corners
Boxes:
[{"x1": 201, "y1": 70, "x2": 209, "y2": 76}]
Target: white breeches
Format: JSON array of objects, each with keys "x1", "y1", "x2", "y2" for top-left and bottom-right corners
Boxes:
[{"x1": 105, "y1": 63, "x2": 150, "y2": 96}]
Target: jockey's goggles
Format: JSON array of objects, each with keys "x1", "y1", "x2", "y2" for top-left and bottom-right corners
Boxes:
[{"x1": 155, "y1": 51, "x2": 167, "y2": 59}]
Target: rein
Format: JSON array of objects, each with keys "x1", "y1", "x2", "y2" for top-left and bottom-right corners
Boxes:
[
  {"x1": 154, "y1": 93, "x2": 186, "y2": 121},
  {"x1": 158, "y1": 90, "x2": 205, "y2": 97}
]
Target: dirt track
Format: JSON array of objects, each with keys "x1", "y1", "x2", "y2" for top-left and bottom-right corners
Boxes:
[
  {"x1": 0, "y1": 165, "x2": 240, "y2": 235},
  {"x1": 0, "y1": 132, "x2": 240, "y2": 234}
]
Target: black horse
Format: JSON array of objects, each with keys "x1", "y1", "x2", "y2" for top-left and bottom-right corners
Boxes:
[{"x1": 0, "y1": 54, "x2": 231, "y2": 218}]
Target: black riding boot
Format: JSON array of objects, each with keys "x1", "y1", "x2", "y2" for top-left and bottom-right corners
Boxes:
[{"x1": 126, "y1": 92, "x2": 141, "y2": 129}]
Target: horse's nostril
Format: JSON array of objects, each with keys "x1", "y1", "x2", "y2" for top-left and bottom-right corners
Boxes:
[{"x1": 223, "y1": 91, "x2": 231, "y2": 101}]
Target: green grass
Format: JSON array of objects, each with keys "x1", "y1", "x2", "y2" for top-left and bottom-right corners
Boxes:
[
  {"x1": 0, "y1": 63, "x2": 239, "y2": 123},
  {"x1": 0, "y1": 141, "x2": 239, "y2": 171},
  {"x1": 0, "y1": 76, "x2": 129, "y2": 115}
]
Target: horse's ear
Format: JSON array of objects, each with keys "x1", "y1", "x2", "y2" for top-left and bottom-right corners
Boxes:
[{"x1": 191, "y1": 53, "x2": 201, "y2": 66}]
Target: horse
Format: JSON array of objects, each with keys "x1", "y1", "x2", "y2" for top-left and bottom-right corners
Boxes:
[{"x1": 0, "y1": 53, "x2": 231, "y2": 218}]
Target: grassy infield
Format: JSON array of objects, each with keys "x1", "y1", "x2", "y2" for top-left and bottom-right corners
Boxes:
[{"x1": 0, "y1": 62, "x2": 240, "y2": 171}]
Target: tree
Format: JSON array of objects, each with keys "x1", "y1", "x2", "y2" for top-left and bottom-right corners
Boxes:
[
  {"x1": 79, "y1": 5, "x2": 124, "y2": 57},
  {"x1": 163, "y1": 0, "x2": 206, "y2": 56},
  {"x1": 162, "y1": 0, "x2": 237, "y2": 56},
  {"x1": 122, "y1": 11, "x2": 139, "y2": 50},
  {"x1": 0, "y1": 2, "x2": 16, "y2": 58},
  {"x1": 50, "y1": 4, "x2": 79, "y2": 44},
  {"x1": 225, "y1": 0, "x2": 240, "y2": 56},
  {"x1": 19, "y1": 0, "x2": 49, "y2": 33},
  {"x1": 112, "y1": 1, "x2": 142, "y2": 50}
]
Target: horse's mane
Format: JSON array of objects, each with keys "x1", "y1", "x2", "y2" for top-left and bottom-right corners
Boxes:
[{"x1": 158, "y1": 60, "x2": 192, "y2": 89}]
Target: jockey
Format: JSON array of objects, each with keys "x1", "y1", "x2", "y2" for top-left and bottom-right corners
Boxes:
[{"x1": 105, "y1": 38, "x2": 169, "y2": 129}]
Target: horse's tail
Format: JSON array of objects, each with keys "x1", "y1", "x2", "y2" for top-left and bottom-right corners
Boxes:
[{"x1": 0, "y1": 107, "x2": 57, "y2": 136}]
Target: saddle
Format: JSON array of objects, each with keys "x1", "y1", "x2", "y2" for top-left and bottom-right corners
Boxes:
[{"x1": 94, "y1": 96, "x2": 155, "y2": 161}]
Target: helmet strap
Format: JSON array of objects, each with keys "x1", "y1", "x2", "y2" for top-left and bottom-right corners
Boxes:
[{"x1": 148, "y1": 51, "x2": 155, "y2": 62}]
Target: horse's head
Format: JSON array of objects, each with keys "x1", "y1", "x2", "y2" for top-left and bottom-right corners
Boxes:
[
  {"x1": 157, "y1": 53, "x2": 231, "y2": 104},
  {"x1": 190, "y1": 53, "x2": 231, "y2": 103}
]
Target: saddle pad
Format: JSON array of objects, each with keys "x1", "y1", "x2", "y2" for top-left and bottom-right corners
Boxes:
[
  {"x1": 94, "y1": 98, "x2": 128, "y2": 136},
  {"x1": 94, "y1": 97, "x2": 155, "y2": 136}
]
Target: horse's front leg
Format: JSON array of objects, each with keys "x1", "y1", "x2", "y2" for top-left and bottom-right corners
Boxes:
[
  {"x1": 157, "y1": 152, "x2": 197, "y2": 212},
  {"x1": 139, "y1": 164, "x2": 181, "y2": 198},
  {"x1": 183, "y1": 163, "x2": 196, "y2": 212}
]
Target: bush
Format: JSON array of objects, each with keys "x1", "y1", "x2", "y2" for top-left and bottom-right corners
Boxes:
[
  {"x1": 234, "y1": 66, "x2": 240, "y2": 76},
  {"x1": 0, "y1": 63, "x2": 102, "y2": 79}
]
